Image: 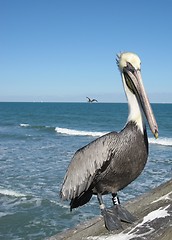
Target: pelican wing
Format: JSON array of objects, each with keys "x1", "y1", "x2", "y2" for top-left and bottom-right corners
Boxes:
[
  {"x1": 86, "y1": 97, "x2": 91, "y2": 102},
  {"x1": 60, "y1": 132, "x2": 118, "y2": 200}
]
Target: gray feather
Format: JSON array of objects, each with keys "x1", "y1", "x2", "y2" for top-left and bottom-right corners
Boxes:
[{"x1": 61, "y1": 132, "x2": 118, "y2": 200}]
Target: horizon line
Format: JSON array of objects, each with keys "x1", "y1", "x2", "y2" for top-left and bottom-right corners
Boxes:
[{"x1": 0, "y1": 101, "x2": 172, "y2": 104}]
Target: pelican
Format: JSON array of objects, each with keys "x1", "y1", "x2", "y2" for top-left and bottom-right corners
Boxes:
[
  {"x1": 86, "y1": 97, "x2": 98, "y2": 103},
  {"x1": 60, "y1": 52, "x2": 158, "y2": 231}
]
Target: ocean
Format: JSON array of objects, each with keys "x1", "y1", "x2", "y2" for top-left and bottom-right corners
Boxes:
[{"x1": 0, "y1": 102, "x2": 171, "y2": 240}]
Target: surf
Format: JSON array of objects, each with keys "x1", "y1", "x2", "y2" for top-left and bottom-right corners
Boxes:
[
  {"x1": 0, "y1": 188, "x2": 26, "y2": 197},
  {"x1": 149, "y1": 137, "x2": 172, "y2": 147},
  {"x1": 20, "y1": 123, "x2": 55, "y2": 132},
  {"x1": 20, "y1": 124, "x2": 172, "y2": 146},
  {"x1": 55, "y1": 127, "x2": 107, "y2": 137},
  {"x1": 56, "y1": 127, "x2": 172, "y2": 147}
]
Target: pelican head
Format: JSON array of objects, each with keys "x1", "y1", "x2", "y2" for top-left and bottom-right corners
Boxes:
[{"x1": 117, "y1": 52, "x2": 158, "y2": 139}]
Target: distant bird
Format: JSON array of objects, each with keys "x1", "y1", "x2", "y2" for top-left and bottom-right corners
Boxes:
[
  {"x1": 60, "y1": 52, "x2": 158, "y2": 231},
  {"x1": 86, "y1": 97, "x2": 98, "y2": 103}
]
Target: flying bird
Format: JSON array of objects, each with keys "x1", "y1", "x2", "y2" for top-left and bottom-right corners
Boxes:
[
  {"x1": 60, "y1": 52, "x2": 158, "y2": 231},
  {"x1": 86, "y1": 97, "x2": 98, "y2": 103}
]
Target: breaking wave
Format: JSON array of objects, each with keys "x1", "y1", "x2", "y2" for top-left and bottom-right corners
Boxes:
[
  {"x1": 20, "y1": 124, "x2": 172, "y2": 146},
  {"x1": 0, "y1": 188, "x2": 26, "y2": 197},
  {"x1": 19, "y1": 123, "x2": 55, "y2": 132},
  {"x1": 20, "y1": 123, "x2": 30, "y2": 127},
  {"x1": 56, "y1": 127, "x2": 172, "y2": 146},
  {"x1": 149, "y1": 137, "x2": 172, "y2": 146},
  {"x1": 55, "y1": 127, "x2": 107, "y2": 137}
]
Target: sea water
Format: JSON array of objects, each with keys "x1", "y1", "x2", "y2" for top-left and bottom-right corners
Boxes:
[{"x1": 0, "y1": 102, "x2": 171, "y2": 239}]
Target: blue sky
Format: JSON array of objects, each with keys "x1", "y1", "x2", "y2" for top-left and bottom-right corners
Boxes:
[{"x1": 1, "y1": 0, "x2": 172, "y2": 102}]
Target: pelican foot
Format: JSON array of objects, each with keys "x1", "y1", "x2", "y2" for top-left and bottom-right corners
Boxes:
[
  {"x1": 113, "y1": 205, "x2": 137, "y2": 223},
  {"x1": 101, "y1": 208, "x2": 122, "y2": 231}
]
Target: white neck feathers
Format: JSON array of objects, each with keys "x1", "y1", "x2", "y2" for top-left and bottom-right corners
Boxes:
[{"x1": 121, "y1": 74, "x2": 145, "y2": 134}]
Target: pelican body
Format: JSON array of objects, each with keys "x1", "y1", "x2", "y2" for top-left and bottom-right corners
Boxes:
[{"x1": 60, "y1": 52, "x2": 158, "y2": 230}]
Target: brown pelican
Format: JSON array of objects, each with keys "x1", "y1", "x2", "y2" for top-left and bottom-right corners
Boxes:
[
  {"x1": 86, "y1": 97, "x2": 98, "y2": 103},
  {"x1": 60, "y1": 52, "x2": 158, "y2": 231}
]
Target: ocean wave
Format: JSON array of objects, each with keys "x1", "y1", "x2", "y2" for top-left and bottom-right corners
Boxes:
[
  {"x1": 20, "y1": 124, "x2": 172, "y2": 147},
  {"x1": 20, "y1": 123, "x2": 55, "y2": 132},
  {"x1": 149, "y1": 137, "x2": 172, "y2": 146},
  {"x1": 0, "y1": 188, "x2": 26, "y2": 197},
  {"x1": 55, "y1": 127, "x2": 107, "y2": 137},
  {"x1": 0, "y1": 212, "x2": 12, "y2": 218},
  {"x1": 56, "y1": 127, "x2": 172, "y2": 146},
  {"x1": 20, "y1": 123, "x2": 30, "y2": 127}
]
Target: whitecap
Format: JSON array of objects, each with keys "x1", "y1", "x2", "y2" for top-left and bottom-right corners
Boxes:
[
  {"x1": 49, "y1": 199, "x2": 69, "y2": 208},
  {"x1": 0, "y1": 188, "x2": 26, "y2": 197},
  {"x1": 55, "y1": 127, "x2": 108, "y2": 137},
  {"x1": 55, "y1": 128, "x2": 172, "y2": 146},
  {"x1": 149, "y1": 137, "x2": 172, "y2": 146},
  {"x1": 20, "y1": 123, "x2": 30, "y2": 127},
  {"x1": 0, "y1": 212, "x2": 12, "y2": 218}
]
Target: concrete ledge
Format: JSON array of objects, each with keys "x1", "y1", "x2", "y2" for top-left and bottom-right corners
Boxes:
[{"x1": 47, "y1": 179, "x2": 172, "y2": 240}]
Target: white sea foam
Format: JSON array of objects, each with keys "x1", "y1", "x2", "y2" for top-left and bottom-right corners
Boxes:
[
  {"x1": 55, "y1": 127, "x2": 107, "y2": 137},
  {"x1": 0, "y1": 188, "x2": 26, "y2": 197},
  {"x1": 50, "y1": 199, "x2": 69, "y2": 208},
  {"x1": 0, "y1": 212, "x2": 13, "y2": 218},
  {"x1": 20, "y1": 123, "x2": 30, "y2": 127},
  {"x1": 149, "y1": 137, "x2": 172, "y2": 146},
  {"x1": 55, "y1": 127, "x2": 172, "y2": 146}
]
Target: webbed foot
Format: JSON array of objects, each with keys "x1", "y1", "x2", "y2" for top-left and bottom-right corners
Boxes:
[
  {"x1": 112, "y1": 193, "x2": 136, "y2": 223},
  {"x1": 101, "y1": 208, "x2": 122, "y2": 231},
  {"x1": 113, "y1": 204, "x2": 136, "y2": 223},
  {"x1": 97, "y1": 193, "x2": 123, "y2": 231}
]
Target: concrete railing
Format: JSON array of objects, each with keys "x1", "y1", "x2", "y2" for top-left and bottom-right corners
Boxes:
[{"x1": 47, "y1": 179, "x2": 172, "y2": 240}]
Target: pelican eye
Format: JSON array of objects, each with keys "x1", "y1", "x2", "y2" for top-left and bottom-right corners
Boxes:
[{"x1": 126, "y1": 62, "x2": 135, "y2": 74}]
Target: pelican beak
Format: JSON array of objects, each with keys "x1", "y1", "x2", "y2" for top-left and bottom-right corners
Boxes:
[{"x1": 124, "y1": 67, "x2": 158, "y2": 139}]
